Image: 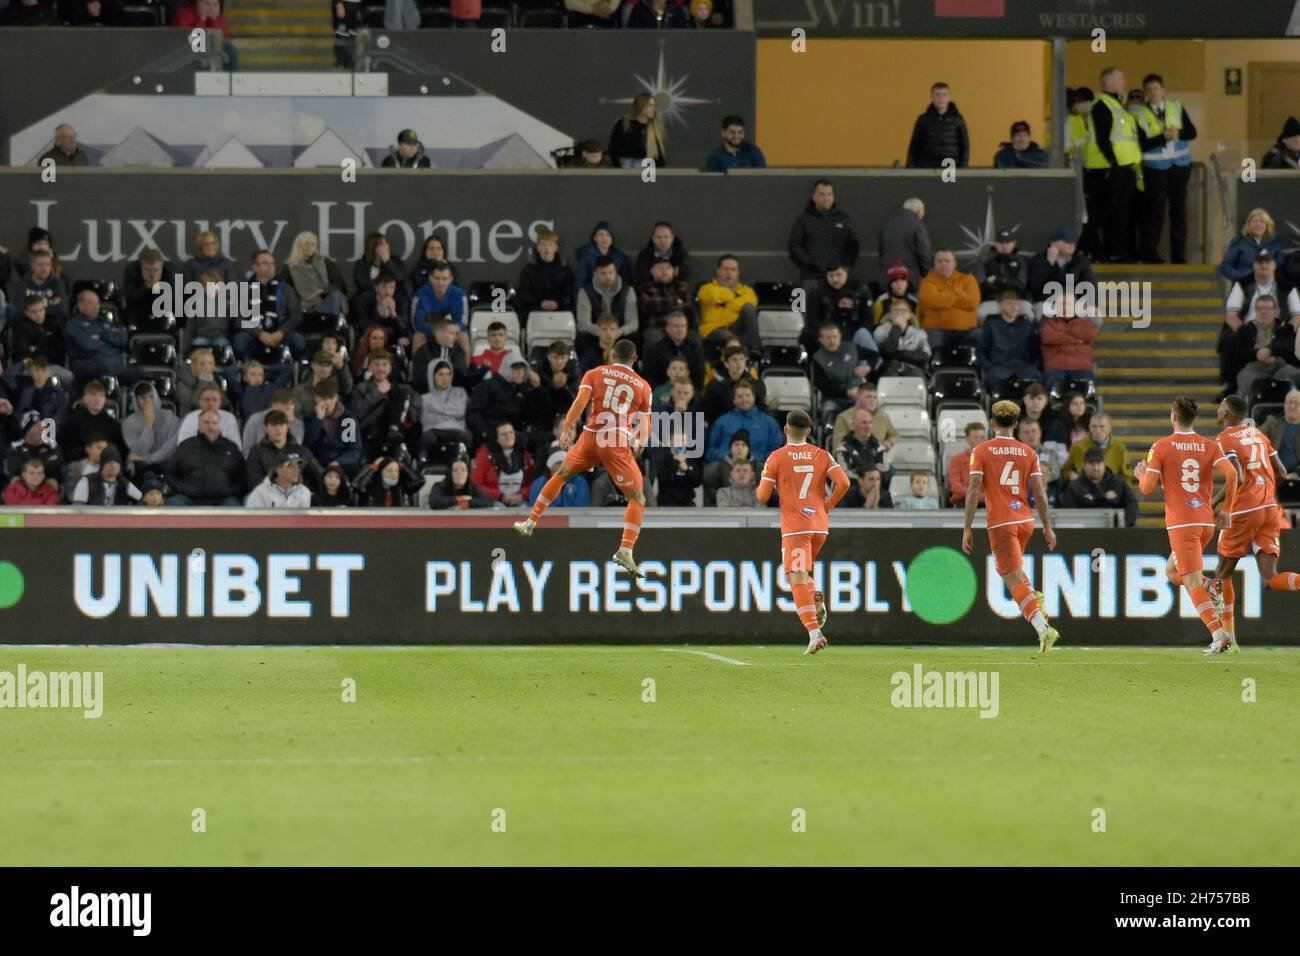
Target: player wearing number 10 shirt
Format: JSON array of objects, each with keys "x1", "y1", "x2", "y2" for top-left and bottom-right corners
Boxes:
[
  {"x1": 515, "y1": 339, "x2": 652, "y2": 578},
  {"x1": 962, "y1": 400, "x2": 1061, "y2": 652},
  {"x1": 1134, "y1": 395, "x2": 1238, "y2": 654}
]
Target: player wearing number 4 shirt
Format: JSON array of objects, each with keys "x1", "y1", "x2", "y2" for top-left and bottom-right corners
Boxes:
[
  {"x1": 755, "y1": 409, "x2": 851, "y2": 655},
  {"x1": 962, "y1": 400, "x2": 1061, "y2": 652},
  {"x1": 1198, "y1": 395, "x2": 1300, "y2": 653},
  {"x1": 515, "y1": 339, "x2": 653, "y2": 577},
  {"x1": 1135, "y1": 395, "x2": 1239, "y2": 654}
]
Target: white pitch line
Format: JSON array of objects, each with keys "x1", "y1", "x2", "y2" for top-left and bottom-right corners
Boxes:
[{"x1": 658, "y1": 648, "x2": 750, "y2": 666}]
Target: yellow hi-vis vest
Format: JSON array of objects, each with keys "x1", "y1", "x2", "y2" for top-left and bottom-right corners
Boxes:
[
  {"x1": 1143, "y1": 99, "x2": 1192, "y2": 168},
  {"x1": 1082, "y1": 93, "x2": 1140, "y2": 169},
  {"x1": 1066, "y1": 112, "x2": 1092, "y2": 159},
  {"x1": 1128, "y1": 104, "x2": 1163, "y2": 190}
]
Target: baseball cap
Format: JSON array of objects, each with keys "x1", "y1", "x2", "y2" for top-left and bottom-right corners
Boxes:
[
  {"x1": 995, "y1": 228, "x2": 1015, "y2": 243},
  {"x1": 1083, "y1": 446, "x2": 1105, "y2": 464},
  {"x1": 276, "y1": 450, "x2": 304, "y2": 467},
  {"x1": 886, "y1": 261, "x2": 910, "y2": 282},
  {"x1": 1254, "y1": 249, "x2": 1275, "y2": 263},
  {"x1": 1009, "y1": 121, "x2": 1031, "y2": 136},
  {"x1": 1049, "y1": 226, "x2": 1079, "y2": 244},
  {"x1": 20, "y1": 409, "x2": 42, "y2": 432},
  {"x1": 397, "y1": 129, "x2": 421, "y2": 146},
  {"x1": 99, "y1": 445, "x2": 122, "y2": 465}
]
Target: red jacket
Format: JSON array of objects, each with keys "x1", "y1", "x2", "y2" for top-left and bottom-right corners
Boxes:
[
  {"x1": 451, "y1": 0, "x2": 481, "y2": 17},
  {"x1": 471, "y1": 444, "x2": 533, "y2": 502},
  {"x1": 1038, "y1": 315, "x2": 1098, "y2": 372},
  {"x1": 3, "y1": 482, "x2": 59, "y2": 506},
  {"x1": 174, "y1": 4, "x2": 231, "y2": 41}
]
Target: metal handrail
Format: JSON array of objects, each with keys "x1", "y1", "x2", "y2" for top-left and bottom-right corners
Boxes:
[{"x1": 1207, "y1": 151, "x2": 1235, "y2": 260}]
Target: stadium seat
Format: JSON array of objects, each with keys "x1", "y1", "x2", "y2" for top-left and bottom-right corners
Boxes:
[
  {"x1": 468, "y1": 281, "x2": 516, "y2": 313},
  {"x1": 877, "y1": 375, "x2": 927, "y2": 408},
  {"x1": 1250, "y1": 378, "x2": 1295, "y2": 408},
  {"x1": 117, "y1": 1, "x2": 164, "y2": 26},
  {"x1": 751, "y1": 281, "x2": 796, "y2": 309},
  {"x1": 469, "y1": 309, "x2": 521, "y2": 347},
  {"x1": 361, "y1": 2, "x2": 386, "y2": 27},
  {"x1": 761, "y1": 368, "x2": 812, "y2": 412},
  {"x1": 887, "y1": 439, "x2": 937, "y2": 472},
  {"x1": 757, "y1": 308, "x2": 803, "y2": 347},
  {"x1": 245, "y1": 342, "x2": 294, "y2": 369},
  {"x1": 928, "y1": 345, "x2": 978, "y2": 371},
  {"x1": 526, "y1": 311, "x2": 576, "y2": 352},
  {"x1": 129, "y1": 336, "x2": 178, "y2": 369},
  {"x1": 127, "y1": 311, "x2": 178, "y2": 341},
  {"x1": 937, "y1": 406, "x2": 989, "y2": 443},
  {"x1": 480, "y1": 5, "x2": 512, "y2": 26},
  {"x1": 1250, "y1": 402, "x2": 1283, "y2": 426},
  {"x1": 987, "y1": 376, "x2": 1035, "y2": 409},
  {"x1": 420, "y1": 4, "x2": 455, "y2": 27},
  {"x1": 940, "y1": 439, "x2": 969, "y2": 476},
  {"x1": 518, "y1": 6, "x2": 564, "y2": 26},
  {"x1": 930, "y1": 369, "x2": 984, "y2": 416},
  {"x1": 888, "y1": 406, "x2": 931, "y2": 439},
  {"x1": 1278, "y1": 478, "x2": 1300, "y2": 504},
  {"x1": 1048, "y1": 375, "x2": 1099, "y2": 408},
  {"x1": 758, "y1": 344, "x2": 807, "y2": 372}
]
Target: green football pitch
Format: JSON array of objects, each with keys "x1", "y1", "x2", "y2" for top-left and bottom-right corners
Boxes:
[{"x1": 2, "y1": 645, "x2": 1297, "y2": 866}]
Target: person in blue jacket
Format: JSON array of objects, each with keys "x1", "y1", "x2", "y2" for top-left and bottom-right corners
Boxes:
[
  {"x1": 705, "y1": 379, "x2": 783, "y2": 466},
  {"x1": 1218, "y1": 208, "x2": 1286, "y2": 282}
]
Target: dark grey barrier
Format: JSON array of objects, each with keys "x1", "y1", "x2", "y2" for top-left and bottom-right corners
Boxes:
[
  {"x1": 0, "y1": 168, "x2": 1076, "y2": 285},
  {"x1": 752, "y1": 0, "x2": 1300, "y2": 37},
  {"x1": 0, "y1": 520, "x2": 1295, "y2": 644}
]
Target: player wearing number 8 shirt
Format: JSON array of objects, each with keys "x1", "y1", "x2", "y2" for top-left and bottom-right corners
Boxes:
[
  {"x1": 1134, "y1": 395, "x2": 1238, "y2": 654},
  {"x1": 755, "y1": 409, "x2": 850, "y2": 655},
  {"x1": 962, "y1": 400, "x2": 1061, "y2": 652},
  {"x1": 515, "y1": 339, "x2": 653, "y2": 577}
]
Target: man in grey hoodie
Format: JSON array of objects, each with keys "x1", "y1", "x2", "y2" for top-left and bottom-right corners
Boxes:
[{"x1": 123, "y1": 381, "x2": 181, "y2": 469}]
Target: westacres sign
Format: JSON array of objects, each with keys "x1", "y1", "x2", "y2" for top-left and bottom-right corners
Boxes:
[
  {"x1": 753, "y1": 0, "x2": 1300, "y2": 37},
  {"x1": 0, "y1": 521, "x2": 1297, "y2": 644}
]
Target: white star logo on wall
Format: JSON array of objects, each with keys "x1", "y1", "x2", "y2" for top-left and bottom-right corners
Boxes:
[
  {"x1": 606, "y1": 48, "x2": 714, "y2": 128},
  {"x1": 955, "y1": 195, "x2": 1025, "y2": 261}
]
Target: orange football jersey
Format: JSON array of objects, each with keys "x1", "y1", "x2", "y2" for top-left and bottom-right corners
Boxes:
[
  {"x1": 969, "y1": 436, "x2": 1041, "y2": 529},
  {"x1": 1216, "y1": 423, "x2": 1277, "y2": 516},
  {"x1": 577, "y1": 363, "x2": 652, "y2": 447},
  {"x1": 761, "y1": 442, "x2": 843, "y2": 535},
  {"x1": 1145, "y1": 431, "x2": 1228, "y2": 529}
]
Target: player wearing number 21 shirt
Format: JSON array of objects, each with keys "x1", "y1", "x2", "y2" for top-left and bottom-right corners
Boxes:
[
  {"x1": 755, "y1": 409, "x2": 850, "y2": 655},
  {"x1": 962, "y1": 400, "x2": 1061, "y2": 652},
  {"x1": 1134, "y1": 395, "x2": 1238, "y2": 654},
  {"x1": 515, "y1": 339, "x2": 652, "y2": 578}
]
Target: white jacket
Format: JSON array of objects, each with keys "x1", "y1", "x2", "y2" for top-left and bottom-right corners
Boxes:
[{"x1": 245, "y1": 477, "x2": 312, "y2": 509}]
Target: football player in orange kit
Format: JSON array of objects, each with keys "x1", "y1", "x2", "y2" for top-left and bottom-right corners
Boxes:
[
  {"x1": 962, "y1": 400, "x2": 1060, "y2": 652},
  {"x1": 755, "y1": 409, "x2": 851, "y2": 654},
  {"x1": 1134, "y1": 396, "x2": 1239, "y2": 654},
  {"x1": 1198, "y1": 394, "x2": 1300, "y2": 651},
  {"x1": 515, "y1": 339, "x2": 653, "y2": 577}
]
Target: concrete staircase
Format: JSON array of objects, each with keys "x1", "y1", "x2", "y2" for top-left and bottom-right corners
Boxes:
[
  {"x1": 226, "y1": 0, "x2": 337, "y2": 70},
  {"x1": 1092, "y1": 263, "x2": 1224, "y2": 526}
]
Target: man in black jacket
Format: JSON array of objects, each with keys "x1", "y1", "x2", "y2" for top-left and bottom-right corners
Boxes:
[
  {"x1": 246, "y1": 408, "x2": 323, "y2": 491},
  {"x1": 877, "y1": 199, "x2": 932, "y2": 288},
  {"x1": 122, "y1": 249, "x2": 176, "y2": 327},
  {"x1": 62, "y1": 379, "x2": 127, "y2": 463},
  {"x1": 906, "y1": 83, "x2": 969, "y2": 168},
  {"x1": 641, "y1": 311, "x2": 706, "y2": 389},
  {"x1": 1223, "y1": 295, "x2": 1300, "y2": 399},
  {"x1": 466, "y1": 358, "x2": 532, "y2": 443},
  {"x1": 633, "y1": 222, "x2": 690, "y2": 287},
  {"x1": 1060, "y1": 446, "x2": 1138, "y2": 526},
  {"x1": 788, "y1": 179, "x2": 860, "y2": 281},
  {"x1": 1026, "y1": 228, "x2": 1097, "y2": 307},
  {"x1": 974, "y1": 229, "x2": 1029, "y2": 301},
  {"x1": 381, "y1": 129, "x2": 432, "y2": 168},
  {"x1": 165, "y1": 410, "x2": 247, "y2": 506}
]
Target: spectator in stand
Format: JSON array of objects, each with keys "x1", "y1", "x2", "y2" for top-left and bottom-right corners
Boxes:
[
  {"x1": 466, "y1": 358, "x2": 532, "y2": 443},
  {"x1": 841, "y1": 464, "x2": 893, "y2": 510},
  {"x1": 316, "y1": 463, "x2": 353, "y2": 507},
  {"x1": 813, "y1": 262, "x2": 875, "y2": 352},
  {"x1": 165, "y1": 409, "x2": 245, "y2": 506},
  {"x1": 35, "y1": 124, "x2": 87, "y2": 165},
  {"x1": 564, "y1": 0, "x2": 622, "y2": 28},
  {"x1": 4, "y1": 459, "x2": 59, "y2": 506},
  {"x1": 246, "y1": 408, "x2": 322, "y2": 491},
  {"x1": 62, "y1": 379, "x2": 127, "y2": 462},
  {"x1": 696, "y1": 255, "x2": 760, "y2": 353},
  {"x1": 4, "y1": 360, "x2": 67, "y2": 437},
  {"x1": 1065, "y1": 87, "x2": 1095, "y2": 170},
  {"x1": 532, "y1": 341, "x2": 579, "y2": 435},
  {"x1": 572, "y1": 221, "x2": 633, "y2": 300},
  {"x1": 304, "y1": 380, "x2": 362, "y2": 470},
  {"x1": 993, "y1": 121, "x2": 1049, "y2": 169},
  {"x1": 177, "y1": 348, "x2": 229, "y2": 415},
  {"x1": 419, "y1": 360, "x2": 472, "y2": 457},
  {"x1": 1220, "y1": 251, "x2": 1300, "y2": 391},
  {"x1": 353, "y1": 455, "x2": 420, "y2": 507},
  {"x1": 812, "y1": 322, "x2": 871, "y2": 423},
  {"x1": 472, "y1": 322, "x2": 528, "y2": 379},
  {"x1": 947, "y1": 421, "x2": 986, "y2": 507},
  {"x1": 352, "y1": 233, "x2": 409, "y2": 310},
  {"x1": 608, "y1": 93, "x2": 667, "y2": 169},
  {"x1": 4, "y1": 406, "x2": 58, "y2": 476},
  {"x1": 1138, "y1": 74, "x2": 1197, "y2": 264},
  {"x1": 637, "y1": 261, "x2": 696, "y2": 345},
  {"x1": 472, "y1": 421, "x2": 533, "y2": 506},
  {"x1": 123, "y1": 382, "x2": 181, "y2": 472},
  {"x1": 831, "y1": 383, "x2": 898, "y2": 451},
  {"x1": 579, "y1": 313, "x2": 625, "y2": 373},
  {"x1": 919, "y1": 250, "x2": 980, "y2": 350},
  {"x1": 642, "y1": 311, "x2": 706, "y2": 389},
  {"x1": 702, "y1": 346, "x2": 765, "y2": 423},
  {"x1": 1261, "y1": 116, "x2": 1300, "y2": 171},
  {"x1": 71, "y1": 445, "x2": 140, "y2": 506},
  {"x1": 177, "y1": 382, "x2": 241, "y2": 447},
  {"x1": 1261, "y1": 390, "x2": 1300, "y2": 475},
  {"x1": 572, "y1": 140, "x2": 613, "y2": 169},
  {"x1": 651, "y1": 358, "x2": 690, "y2": 406},
  {"x1": 349, "y1": 349, "x2": 415, "y2": 458},
  {"x1": 332, "y1": 0, "x2": 361, "y2": 68},
  {"x1": 1061, "y1": 446, "x2": 1138, "y2": 526},
  {"x1": 789, "y1": 179, "x2": 860, "y2": 282},
  {"x1": 704, "y1": 115, "x2": 766, "y2": 172},
  {"x1": 182, "y1": 229, "x2": 236, "y2": 286},
  {"x1": 834, "y1": 407, "x2": 886, "y2": 479},
  {"x1": 352, "y1": 273, "x2": 408, "y2": 349},
  {"x1": 245, "y1": 451, "x2": 312, "y2": 509},
  {"x1": 878, "y1": 200, "x2": 932, "y2": 290},
  {"x1": 428, "y1": 458, "x2": 493, "y2": 509},
  {"x1": 61, "y1": 436, "x2": 109, "y2": 501},
  {"x1": 688, "y1": 0, "x2": 723, "y2": 28},
  {"x1": 714, "y1": 458, "x2": 757, "y2": 508},
  {"x1": 628, "y1": 0, "x2": 686, "y2": 27},
  {"x1": 516, "y1": 229, "x2": 575, "y2": 321},
  {"x1": 633, "y1": 222, "x2": 690, "y2": 287},
  {"x1": 871, "y1": 262, "x2": 919, "y2": 326},
  {"x1": 577, "y1": 257, "x2": 639, "y2": 347},
  {"x1": 243, "y1": 389, "x2": 302, "y2": 450},
  {"x1": 9, "y1": 251, "x2": 68, "y2": 323},
  {"x1": 1055, "y1": 391, "x2": 1092, "y2": 449},
  {"x1": 174, "y1": 0, "x2": 238, "y2": 69},
  {"x1": 1083, "y1": 67, "x2": 1143, "y2": 263},
  {"x1": 411, "y1": 261, "x2": 469, "y2": 354},
  {"x1": 282, "y1": 231, "x2": 348, "y2": 320},
  {"x1": 407, "y1": 235, "x2": 453, "y2": 294},
  {"x1": 907, "y1": 83, "x2": 969, "y2": 168},
  {"x1": 873, "y1": 303, "x2": 932, "y2": 377},
  {"x1": 1225, "y1": 295, "x2": 1300, "y2": 398},
  {"x1": 412, "y1": 318, "x2": 474, "y2": 394},
  {"x1": 1020, "y1": 382, "x2": 1067, "y2": 446},
  {"x1": 9, "y1": 297, "x2": 67, "y2": 369},
  {"x1": 702, "y1": 430, "x2": 749, "y2": 505},
  {"x1": 895, "y1": 471, "x2": 940, "y2": 510},
  {"x1": 529, "y1": 449, "x2": 590, "y2": 507},
  {"x1": 1027, "y1": 228, "x2": 1097, "y2": 311},
  {"x1": 1218, "y1": 210, "x2": 1286, "y2": 283},
  {"x1": 706, "y1": 379, "x2": 781, "y2": 466},
  {"x1": 974, "y1": 229, "x2": 1029, "y2": 301},
  {"x1": 977, "y1": 288, "x2": 1041, "y2": 393},
  {"x1": 1062, "y1": 412, "x2": 1127, "y2": 483},
  {"x1": 1016, "y1": 417, "x2": 1061, "y2": 504},
  {"x1": 655, "y1": 426, "x2": 703, "y2": 506},
  {"x1": 381, "y1": 129, "x2": 431, "y2": 168},
  {"x1": 1034, "y1": 291, "x2": 1097, "y2": 390},
  {"x1": 71, "y1": 6, "x2": 113, "y2": 32},
  {"x1": 122, "y1": 249, "x2": 175, "y2": 328}
]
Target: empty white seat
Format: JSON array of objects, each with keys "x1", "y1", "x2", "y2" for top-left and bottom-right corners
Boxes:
[
  {"x1": 757, "y1": 309, "x2": 803, "y2": 347},
  {"x1": 888, "y1": 406, "x2": 931, "y2": 439},
  {"x1": 526, "y1": 310, "x2": 576, "y2": 352},
  {"x1": 761, "y1": 368, "x2": 812, "y2": 412},
  {"x1": 887, "y1": 438, "x2": 937, "y2": 472},
  {"x1": 877, "y1": 375, "x2": 927, "y2": 408},
  {"x1": 940, "y1": 440, "x2": 969, "y2": 476},
  {"x1": 470, "y1": 310, "x2": 520, "y2": 346},
  {"x1": 936, "y1": 406, "x2": 989, "y2": 444}
]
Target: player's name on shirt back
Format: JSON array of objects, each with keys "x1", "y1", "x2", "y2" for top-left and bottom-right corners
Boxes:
[{"x1": 984, "y1": 444, "x2": 1032, "y2": 458}]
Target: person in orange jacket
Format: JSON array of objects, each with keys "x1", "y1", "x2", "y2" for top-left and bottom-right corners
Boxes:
[{"x1": 918, "y1": 249, "x2": 981, "y2": 350}]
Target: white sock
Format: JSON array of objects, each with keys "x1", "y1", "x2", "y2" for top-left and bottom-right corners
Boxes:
[
  {"x1": 808, "y1": 629, "x2": 823, "y2": 642},
  {"x1": 1029, "y1": 611, "x2": 1048, "y2": 637},
  {"x1": 1211, "y1": 628, "x2": 1227, "y2": 643}
]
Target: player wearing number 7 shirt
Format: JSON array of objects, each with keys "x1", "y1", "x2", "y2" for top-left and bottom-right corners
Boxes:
[
  {"x1": 962, "y1": 400, "x2": 1061, "y2": 652},
  {"x1": 755, "y1": 409, "x2": 851, "y2": 655},
  {"x1": 1134, "y1": 395, "x2": 1239, "y2": 654},
  {"x1": 515, "y1": 339, "x2": 652, "y2": 577}
]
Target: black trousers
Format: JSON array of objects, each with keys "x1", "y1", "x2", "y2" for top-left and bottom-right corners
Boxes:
[
  {"x1": 1081, "y1": 170, "x2": 1105, "y2": 258},
  {"x1": 1138, "y1": 164, "x2": 1191, "y2": 263},
  {"x1": 1086, "y1": 165, "x2": 1138, "y2": 261}
]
